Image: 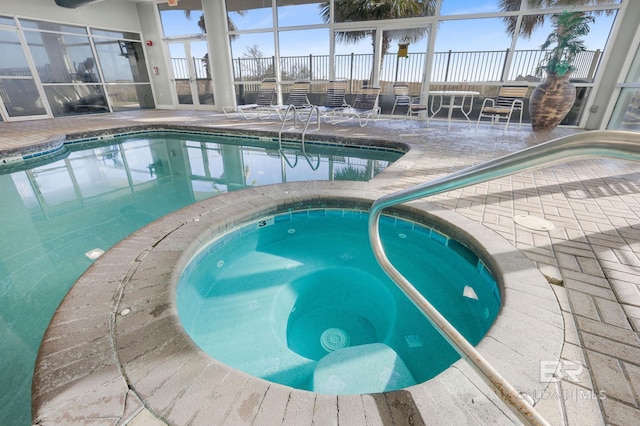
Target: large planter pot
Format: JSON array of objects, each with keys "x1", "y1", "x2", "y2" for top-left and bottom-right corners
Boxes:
[{"x1": 529, "y1": 72, "x2": 576, "y2": 132}]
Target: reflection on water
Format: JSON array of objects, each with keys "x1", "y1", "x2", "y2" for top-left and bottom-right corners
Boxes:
[{"x1": 0, "y1": 132, "x2": 401, "y2": 426}]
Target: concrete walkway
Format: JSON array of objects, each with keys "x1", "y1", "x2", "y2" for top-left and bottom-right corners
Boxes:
[{"x1": 2, "y1": 111, "x2": 639, "y2": 425}]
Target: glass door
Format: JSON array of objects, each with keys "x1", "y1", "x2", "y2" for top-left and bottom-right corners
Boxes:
[
  {"x1": 0, "y1": 28, "x2": 49, "y2": 121},
  {"x1": 168, "y1": 40, "x2": 213, "y2": 109}
]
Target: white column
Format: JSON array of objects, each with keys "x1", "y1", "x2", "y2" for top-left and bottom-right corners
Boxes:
[
  {"x1": 136, "y1": 2, "x2": 174, "y2": 108},
  {"x1": 202, "y1": 0, "x2": 237, "y2": 112}
]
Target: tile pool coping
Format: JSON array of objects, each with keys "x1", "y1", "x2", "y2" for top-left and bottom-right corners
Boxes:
[
  {"x1": 0, "y1": 125, "x2": 409, "y2": 169},
  {"x1": 31, "y1": 181, "x2": 564, "y2": 425}
]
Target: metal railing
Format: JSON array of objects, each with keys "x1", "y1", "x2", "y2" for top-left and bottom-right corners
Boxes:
[
  {"x1": 367, "y1": 130, "x2": 640, "y2": 425},
  {"x1": 278, "y1": 104, "x2": 320, "y2": 154},
  {"x1": 200, "y1": 49, "x2": 602, "y2": 85}
]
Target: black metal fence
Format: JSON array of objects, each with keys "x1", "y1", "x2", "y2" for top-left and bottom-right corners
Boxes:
[{"x1": 171, "y1": 49, "x2": 601, "y2": 85}]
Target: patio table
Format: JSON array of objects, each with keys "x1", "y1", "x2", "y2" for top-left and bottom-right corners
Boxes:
[{"x1": 428, "y1": 90, "x2": 480, "y2": 131}]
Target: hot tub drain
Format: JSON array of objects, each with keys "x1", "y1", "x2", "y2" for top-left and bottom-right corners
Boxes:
[{"x1": 320, "y1": 328, "x2": 350, "y2": 352}]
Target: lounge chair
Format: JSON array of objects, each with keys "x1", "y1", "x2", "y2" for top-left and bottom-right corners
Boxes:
[
  {"x1": 330, "y1": 86, "x2": 381, "y2": 127},
  {"x1": 391, "y1": 82, "x2": 411, "y2": 116},
  {"x1": 475, "y1": 86, "x2": 528, "y2": 131},
  {"x1": 265, "y1": 80, "x2": 312, "y2": 121},
  {"x1": 223, "y1": 78, "x2": 277, "y2": 118},
  {"x1": 316, "y1": 80, "x2": 350, "y2": 122}
]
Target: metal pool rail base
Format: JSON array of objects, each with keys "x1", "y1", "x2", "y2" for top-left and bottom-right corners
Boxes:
[
  {"x1": 368, "y1": 130, "x2": 640, "y2": 425},
  {"x1": 32, "y1": 182, "x2": 562, "y2": 425}
]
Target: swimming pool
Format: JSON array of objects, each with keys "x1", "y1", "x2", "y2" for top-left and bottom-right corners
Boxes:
[
  {"x1": 0, "y1": 130, "x2": 402, "y2": 425},
  {"x1": 177, "y1": 209, "x2": 500, "y2": 394}
]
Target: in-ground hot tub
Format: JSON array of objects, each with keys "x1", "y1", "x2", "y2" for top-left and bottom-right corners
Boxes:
[
  {"x1": 33, "y1": 183, "x2": 564, "y2": 424},
  {"x1": 177, "y1": 208, "x2": 501, "y2": 395}
]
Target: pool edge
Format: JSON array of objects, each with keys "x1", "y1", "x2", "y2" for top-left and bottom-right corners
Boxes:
[{"x1": 31, "y1": 182, "x2": 564, "y2": 425}]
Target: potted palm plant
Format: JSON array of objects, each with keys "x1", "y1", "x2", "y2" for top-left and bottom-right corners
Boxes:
[{"x1": 529, "y1": 11, "x2": 594, "y2": 132}]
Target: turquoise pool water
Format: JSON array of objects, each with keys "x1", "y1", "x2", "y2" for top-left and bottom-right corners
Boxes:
[
  {"x1": 0, "y1": 131, "x2": 401, "y2": 425},
  {"x1": 177, "y1": 210, "x2": 501, "y2": 395}
]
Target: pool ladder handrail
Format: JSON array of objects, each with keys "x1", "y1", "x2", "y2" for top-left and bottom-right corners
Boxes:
[
  {"x1": 279, "y1": 148, "x2": 321, "y2": 171},
  {"x1": 278, "y1": 104, "x2": 321, "y2": 155},
  {"x1": 368, "y1": 130, "x2": 640, "y2": 426}
]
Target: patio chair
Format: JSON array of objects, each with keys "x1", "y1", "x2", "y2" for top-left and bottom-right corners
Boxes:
[
  {"x1": 266, "y1": 80, "x2": 312, "y2": 121},
  {"x1": 316, "y1": 80, "x2": 350, "y2": 122},
  {"x1": 223, "y1": 78, "x2": 277, "y2": 118},
  {"x1": 475, "y1": 86, "x2": 528, "y2": 131},
  {"x1": 391, "y1": 82, "x2": 427, "y2": 124},
  {"x1": 330, "y1": 86, "x2": 381, "y2": 126},
  {"x1": 391, "y1": 82, "x2": 411, "y2": 115}
]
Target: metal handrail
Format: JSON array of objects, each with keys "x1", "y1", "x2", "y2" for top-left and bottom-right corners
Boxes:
[
  {"x1": 279, "y1": 104, "x2": 320, "y2": 157},
  {"x1": 368, "y1": 130, "x2": 640, "y2": 426},
  {"x1": 278, "y1": 104, "x2": 297, "y2": 149},
  {"x1": 300, "y1": 105, "x2": 320, "y2": 155}
]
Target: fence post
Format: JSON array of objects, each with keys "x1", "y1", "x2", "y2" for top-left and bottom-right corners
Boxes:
[
  {"x1": 309, "y1": 54, "x2": 313, "y2": 81},
  {"x1": 587, "y1": 49, "x2": 601, "y2": 80},
  {"x1": 500, "y1": 48, "x2": 510, "y2": 82},
  {"x1": 444, "y1": 50, "x2": 452, "y2": 82},
  {"x1": 395, "y1": 54, "x2": 400, "y2": 82},
  {"x1": 350, "y1": 52, "x2": 355, "y2": 93}
]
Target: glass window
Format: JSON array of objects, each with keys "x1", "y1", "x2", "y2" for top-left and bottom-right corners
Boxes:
[
  {"x1": 227, "y1": 0, "x2": 273, "y2": 31},
  {"x1": 24, "y1": 31, "x2": 96, "y2": 83},
  {"x1": 231, "y1": 33, "x2": 276, "y2": 81},
  {"x1": 90, "y1": 28, "x2": 141, "y2": 41},
  {"x1": 0, "y1": 29, "x2": 30, "y2": 71},
  {"x1": 332, "y1": 0, "x2": 435, "y2": 24},
  {"x1": 379, "y1": 27, "x2": 428, "y2": 93},
  {"x1": 44, "y1": 85, "x2": 108, "y2": 116},
  {"x1": 0, "y1": 16, "x2": 15, "y2": 26},
  {"x1": 334, "y1": 29, "x2": 374, "y2": 90},
  {"x1": 158, "y1": 1, "x2": 204, "y2": 37},
  {"x1": 434, "y1": 18, "x2": 511, "y2": 82},
  {"x1": 513, "y1": 11, "x2": 615, "y2": 82},
  {"x1": 94, "y1": 40, "x2": 149, "y2": 83},
  {"x1": 279, "y1": 29, "x2": 330, "y2": 81},
  {"x1": 0, "y1": 29, "x2": 47, "y2": 118},
  {"x1": 608, "y1": 45, "x2": 640, "y2": 130},
  {"x1": 105, "y1": 84, "x2": 155, "y2": 111},
  {"x1": 19, "y1": 19, "x2": 87, "y2": 34},
  {"x1": 528, "y1": 0, "x2": 621, "y2": 9},
  {"x1": 277, "y1": 0, "x2": 325, "y2": 27},
  {"x1": 441, "y1": 0, "x2": 521, "y2": 15},
  {"x1": 0, "y1": 78, "x2": 47, "y2": 117}
]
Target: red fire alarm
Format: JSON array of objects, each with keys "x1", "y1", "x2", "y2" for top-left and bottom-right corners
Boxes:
[{"x1": 146, "y1": 40, "x2": 153, "y2": 47}]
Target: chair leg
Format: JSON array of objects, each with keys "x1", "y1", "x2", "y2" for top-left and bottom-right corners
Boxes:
[
  {"x1": 504, "y1": 112, "x2": 512, "y2": 132},
  {"x1": 475, "y1": 114, "x2": 482, "y2": 131},
  {"x1": 517, "y1": 109, "x2": 523, "y2": 131}
]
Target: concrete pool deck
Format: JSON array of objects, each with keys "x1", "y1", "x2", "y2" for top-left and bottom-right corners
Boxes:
[{"x1": 1, "y1": 111, "x2": 639, "y2": 425}]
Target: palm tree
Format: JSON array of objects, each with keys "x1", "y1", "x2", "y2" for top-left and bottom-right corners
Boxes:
[
  {"x1": 499, "y1": 0, "x2": 613, "y2": 39},
  {"x1": 183, "y1": 10, "x2": 244, "y2": 40},
  {"x1": 319, "y1": 1, "x2": 437, "y2": 81}
]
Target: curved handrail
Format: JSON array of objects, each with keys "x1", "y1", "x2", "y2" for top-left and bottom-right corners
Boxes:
[
  {"x1": 368, "y1": 130, "x2": 640, "y2": 426},
  {"x1": 279, "y1": 149, "x2": 298, "y2": 169},
  {"x1": 301, "y1": 105, "x2": 320, "y2": 155},
  {"x1": 278, "y1": 104, "x2": 298, "y2": 149}
]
